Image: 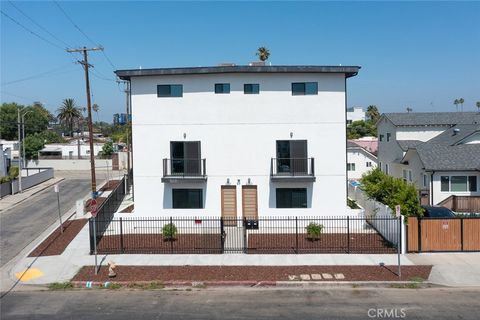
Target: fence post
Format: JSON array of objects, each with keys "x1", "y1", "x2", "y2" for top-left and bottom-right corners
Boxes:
[
  {"x1": 243, "y1": 217, "x2": 247, "y2": 253},
  {"x1": 295, "y1": 217, "x2": 299, "y2": 254},
  {"x1": 418, "y1": 218, "x2": 422, "y2": 253},
  {"x1": 170, "y1": 216, "x2": 174, "y2": 254},
  {"x1": 120, "y1": 217, "x2": 124, "y2": 254},
  {"x1": 220, "y1": 217, "x2": 225, "y2": 253},
  {"x1": 347, "y1": 216, "x2": 350, "y2": 253},
  {"x1": 460, "y1": 218, "x2": 464, "y2": 251}
]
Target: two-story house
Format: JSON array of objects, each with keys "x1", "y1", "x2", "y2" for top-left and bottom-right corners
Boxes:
[
  {"x1": 377, "y1": 112, "x2": 480, "y2": 209},
  {"x1": 115, "y1": 65, "x2": 360, "y2": 218}
]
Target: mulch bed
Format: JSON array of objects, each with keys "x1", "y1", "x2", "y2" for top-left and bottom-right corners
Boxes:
[
  {"x1": 248, "y1": 233, "x2": 396, "y2": 254},
  {"x1": 97, "y1": 234, "x2": 222, "y2": 254},
  {"x1": 100, "y1": 180, "x2": 121, "y2": 192},
  {"x1": 28, "y1": 219, "x2": 88, "y2": 257},
  {"x1": 71, "y1": 265, "x2": 432, "y2": 282},
  {"x1": 119, "y1": 204, "x2": 134, "y2": 213}
]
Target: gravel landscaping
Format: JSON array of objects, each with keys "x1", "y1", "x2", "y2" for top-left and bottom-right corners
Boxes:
[
  {"x1": 28, "y1": 219, "x2": 87, "y2": 257},
  {"x1": 72, "y1": 265, "x2": 432, "y2": 282}
]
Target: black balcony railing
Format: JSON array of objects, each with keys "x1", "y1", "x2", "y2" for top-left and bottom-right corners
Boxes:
[
  {"x1": 271, "y1": 158, "x2": 315, "y2": 179},
  {"x1": 163, "y1": 158, "x2": 206, "y2": 178}
]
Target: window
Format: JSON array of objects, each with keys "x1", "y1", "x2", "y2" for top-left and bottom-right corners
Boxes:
[
  {"x1": 170, "y1": 141, "x2": 201, "y2": 175},
  {"x1": 276, "y1": 140, "x2": 308, "y2": 174},
  {"x1": 215, "y1": 83, "x2": 230, "y2": 94},
  {"x1": 291, "y1": 82, "x2": 318, "y2": 95},
  {"x1": 379, "y1": 134, "x2": 384, "y2": 142},
  {"x1": 347, "y1": 120, "x2": 353, "y2": 125},
  {"x1": 157, "y1": 84, "x2": 183, "y2": 97},
  {"x1": 440, "y1": 176, "x2": 478, "y2": 192},
  {"x1": 347, "y1": 163, "x2": 356, "y2": 171},
  {"x1": 402, "y1": 169, "x2": 412, "y2": 182},
  {"x1": 387, "y1": 133, "x2": 391, "y2": 142},
  {"x1": 423, "y1": 174, "x2": 428, "y2": 188},
  {"x1": 366, "y1": 162, "x2": 372, "y2": 167},
  {"x1": 244, "y1": 84, "x2": 259, "y2": 94},
  {"x1": 172, "y1": 189, "x2": 203, "y2": 208},
  {"x1": 276, "y1": 188, "x2": 307, "y2": 208},
  {"x1": 385, "y1": 164, "x2": 389, "y2": 175}
]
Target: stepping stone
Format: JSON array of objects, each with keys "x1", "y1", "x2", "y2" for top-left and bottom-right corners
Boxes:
[
  {"x1": 300, "y1": 274, "x2": 311, "y2": 281},
  {"x1": 322, "y1": 273, "x2": 333, "y2": 280},
  {"x1": 334, "y1": 273, "x2": 345, "y2": 280},
  {"x1": 288, "y1": 275, "x2": 299, "y2": 281},
  {"x1": 311, "y1": 274, "x2": 322, "y2": 280}
]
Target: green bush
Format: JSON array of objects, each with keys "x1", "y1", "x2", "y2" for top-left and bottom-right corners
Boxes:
[
  {"x1": 360, "y1": 168, "x2": 423, "y2": 218},
  {"x1": 0, "y1": 176, "x2": 10, "y2": 183},
  {"x1": 347, "y1": 198, "x2": 360, "y2": 209},
  {"x1": 305, "y1": 222, "x2": 324, "y2": 238},
  {"x1": 162, "y1": 223, "x2": 177, "y2": 240},
  {"x1": 8, "y1": 166, "x2": 19, "y2": 180}
]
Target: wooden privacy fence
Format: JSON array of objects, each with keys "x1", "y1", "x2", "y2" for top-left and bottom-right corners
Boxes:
[{"x1": 407, "y1": 217, "x2": 480, "y2": 252}]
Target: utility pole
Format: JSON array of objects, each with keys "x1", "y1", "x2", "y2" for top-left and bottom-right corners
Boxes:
[
  {"x1": 67, "y1": 46, "x2": 103, "y2": 198},
  {"x1": 17, "y1": 109, "x2": 22, "y2": 193}
]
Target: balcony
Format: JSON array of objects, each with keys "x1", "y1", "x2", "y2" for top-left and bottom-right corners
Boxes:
[
  {"x1": 270, "y1": 158, "x2": 315, "y2": 182},
  {"x1": 162, "y1": 158, "x2": 207, "y2": 183}
]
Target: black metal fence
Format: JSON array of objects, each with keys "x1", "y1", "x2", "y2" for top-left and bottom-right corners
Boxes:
[{"x1": 89, "y1": 216, "x2": 399, "y2": 255}]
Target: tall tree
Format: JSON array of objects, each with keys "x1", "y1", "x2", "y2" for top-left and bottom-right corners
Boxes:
[
  {"x1": 256, "y1": 47, "x2": 270, "y2": 62},
  {"x1": 454, "y1": 99, "x2": 459, "y2": 111},
  {"x1": 366, "y1": 105, "x2": 380, "y2": 123},
  {"x1": 458, "y1": 98, "x2": 465, "y2": 111},
  {"x1": 0, "y1": 102, "x2": 49, "y2": 140},
  {"x1": 56, "y1": 98, "x2": 82, "y2": 137}
]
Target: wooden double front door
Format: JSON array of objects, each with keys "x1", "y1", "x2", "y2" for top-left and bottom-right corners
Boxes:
[{"x1": 221, "y1": 185, "x2": 258, "y2": 224}]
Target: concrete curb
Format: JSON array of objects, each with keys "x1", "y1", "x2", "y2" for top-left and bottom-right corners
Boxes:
[{"x1": 69, "y1": 280, "x2": 435, "y2": 289}]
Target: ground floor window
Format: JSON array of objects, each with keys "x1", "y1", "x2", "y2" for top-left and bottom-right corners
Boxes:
[
  {"x1": 172, "y1": 189, "x2": 203, "y2": 208},
  {"x1": 276, "y1": 188, "x2": 307, "y2": 208},
  {"x1": 440, "y1": 176, "x2": 477, "y2": 192}
]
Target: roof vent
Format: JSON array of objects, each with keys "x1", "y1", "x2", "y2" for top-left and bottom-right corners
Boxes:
[
  {"x1": 453, "y1": 128, "x2": 460, "y2": 135},
  {"x1": 217, "y1": 63, "x2": 236, "y2": 67},
  {"x1": 249, "y1": 61, "x2": 266, "y2": 66}
]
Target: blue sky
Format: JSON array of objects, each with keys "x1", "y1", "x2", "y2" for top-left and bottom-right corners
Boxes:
[{"x1": 1, "y1": 1, "x2": 479, "y2": 122}]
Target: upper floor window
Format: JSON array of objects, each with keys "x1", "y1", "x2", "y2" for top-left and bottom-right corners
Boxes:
[
  {"x1": 276, "y1": 140, "x2": 308, "y2": 175},
  {"x1": 347, "y1": 163, "x2": 356, "y2": 171},
  {"x1": 292, "y1": 82, "x2": 318, "y2": 95},
  {"x1": 441, "y1": 176, "x2": 477, "y2": 192},
  {"x1": 423, "y1": 174, "x2": 428, "y2": 188},
  {"x1": 170, "y1": 141, "x2": 201, "y2": 175},
  {"x1": 385, "y1": 164, "x2": 389, "y2": 174},
  {"x1": 386, "y1": 133, "x2": 391, "y2": 142},
  {"x1": 215, "y1": 83, "x2": 230, "y2": 94},
  {"x1": 403, "y1": 169, "x2": 412, "y2": 182},
  {"x1": 379, "y1": 134, "x2": 384, "y2": 142},
  {"x1": 244, "y1": 84, "x2": 260, "y2": 94},
  {"x1": 347, "y1": 120, "x2": 353, "y2": 125},
  {"x1": 157, "y1": 84, "x2": 183, "y2": 97},
  {"x1": 366, "y1": 162, "x2": 373, "y2": 167}
]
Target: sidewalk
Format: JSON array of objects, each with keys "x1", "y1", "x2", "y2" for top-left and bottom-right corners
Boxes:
[{"x1": 0, "y1": 177, "x2": 64, "y2": 213}]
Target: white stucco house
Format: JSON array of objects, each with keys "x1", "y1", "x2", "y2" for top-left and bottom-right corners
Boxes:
[
  {"x1": 347, "y1": 140, "x2": 377, "y2": 180},
  {"x1": 115, "y1": 65, "x2": 361, "y2": 218},
  {"x1": 38, "y1": 141, "x2": 104, "y2": 159},
  {"x1": 377, "y1": 112, "x2": 480, "y2": 207},
  {"x1": 346, "y1": 106, "x2": 365, "y2": 124}
]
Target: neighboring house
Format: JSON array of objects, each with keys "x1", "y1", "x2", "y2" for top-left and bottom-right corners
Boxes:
[
  {"x1": 350, "y1": 136, "x2": 378, "y2": 155},
  {"x1": 346, "y1": 106, "x2": 365, "y2": 124},
  {"x1": 377, "y1": 112, "x2": 480, "y2": 207},
  {"x1": 38, "y1": 142, "x2": 104, "y2": 159},
  {"x1": 1, "y1": 143, "x2": 12, "y2": 176},
  {"x1": 116, "y1": 65, "x2": 361, "y2": 217},
  {"x1": 347, "y1": 140, "x2": 377, "y2": 180},
  {"x1": 0, "y1": 140, "x2": 19, "y2": 160}
]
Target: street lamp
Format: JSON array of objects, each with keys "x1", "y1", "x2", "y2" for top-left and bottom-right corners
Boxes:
[
  {"x1": 17, "y1": 108, "x2": 32, "y2": 193},
  {"x1": 22, "y1": 110, "x2": 32, "y2": 168}
]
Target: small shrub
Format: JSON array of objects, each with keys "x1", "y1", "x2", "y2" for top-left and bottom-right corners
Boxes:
[
  {"x1": 162, "y1": 223, "x2": 177, "y2": 240},
  {"x1": 8, "y1": 166, "x2": 19, "y2": 180},
  {"x1": 305, "y1": 222, "x2": 323, "y2": 240},
  {"x1": 347, "y1": 198, "x2": 360, "y2": 209},
  {"x1": 48, "y1": 282, "x2": 73, "y2": 290},
  {"x1": 0, "y1": 176, "x2": 10, "y2": 183}
]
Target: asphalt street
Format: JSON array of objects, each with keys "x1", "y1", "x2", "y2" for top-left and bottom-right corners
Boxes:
[
  {"x1": 1, "y1": 287, "x2": 479, "y2": 320},
  {"x1": 0, "y1": 176, "x2": 98, "y2": 267}
]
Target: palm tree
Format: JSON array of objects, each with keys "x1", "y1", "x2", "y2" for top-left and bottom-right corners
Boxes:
[
  {"x1": 454, "y1": 99, "x2": 459, "y2": 112},
  {"x1": 366, "y1": 105, "x2": 380, "y2": 123},
  {"x1": 56, "y1": 98, "x2": 82, "y2": 137},
  {"x1": 459, "y1": 98, "x2": 465, "y2": 112},
  {"x1": 256, "y1": 47, "x2": 270, "y2": 62},
  {"x1": 476, "y1": 101, "x2": 480, "y2": 113},
  {"x1": 92, "y1": 103, "x2": 100, "y2": 123}
]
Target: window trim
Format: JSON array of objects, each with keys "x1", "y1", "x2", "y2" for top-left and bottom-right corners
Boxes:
[
  {"x1": 157, "y1": 84, "x2": 183, "y2": 97},
  {"x1": 214, "y1": 83, "x2": 230, "y2": 94}
]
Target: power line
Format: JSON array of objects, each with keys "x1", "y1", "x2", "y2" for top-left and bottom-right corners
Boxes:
[
  {"x1": 8, "y1": 0, "x2": 71, "y2": 48},
  {"x1": 1, "y1": 64, "x2": 76, "y2": 86},
  {"x1": 53, "y1": 1, "x2": 98, "y2": 47},
  {"x1": 0, "y1": 10, "x2": 65, "y2": 51}
]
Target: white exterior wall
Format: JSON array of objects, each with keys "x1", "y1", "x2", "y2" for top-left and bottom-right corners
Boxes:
[
  {"x1": 44, "y1": 143, "x2": 103, "y2": 157},
  {"x1": 347, "y1": 149, "x2": 377, "y2": 180},
  {"x1": 376, "y1": 118, "x2": 403, "y2": 177},
  {"x1": 396, "y1": 126, "x2": 446, "y2": 141},
  {"x1": 131, "y1": 73, "x2": 349, "y2": 217},
  {"x1": 432, "y1": 171, "x2": 480, "y2": 204}
]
